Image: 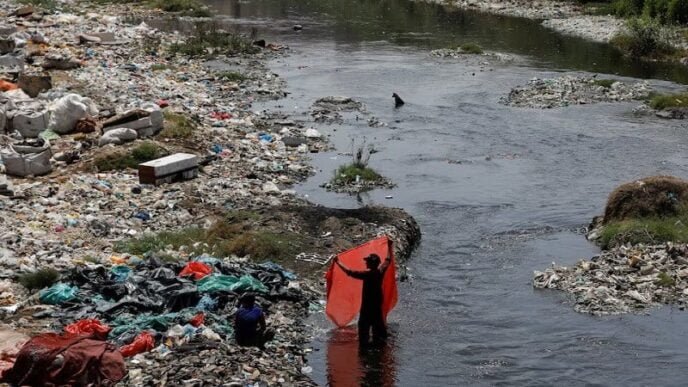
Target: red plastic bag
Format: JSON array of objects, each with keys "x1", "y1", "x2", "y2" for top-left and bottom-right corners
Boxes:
[
  {"x1": 179, "y1": 262, "x2": 212, "y2": 280},
  {"x1": 119, "y1": 332, "x2": 154, "y2": 358},
  {"x1": 325, "y1": 236, "x2": 398, "y2": 327},
  {"x1": 0, "y1": 80, "x2": 17, "y2": 92},
  {"x1": 189, "y1": 312, "x2": 205, "y2": 327},
  {"x1": 64, "y1": 319, "x2": 111, "y2": 340}
]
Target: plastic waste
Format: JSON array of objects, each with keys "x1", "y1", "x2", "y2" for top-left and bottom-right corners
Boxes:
[
  {"x1": 1, "y1": 139, "x2": 52, "y2": 177},
  {"x1": 39, "y1": 283, "x2": 78, "y2": 305},
  {"x1": 98, "y1": 128, "x2": 137, "y2": 146},
  {"x1": 64, "y1": 319, "x2": 111, "y2": 339},
  {"x1": 120, "y1": 331, "x2": 155, "y2": 357},
  {"x1": 196, "y1": 294, "x2": 217, "y2": 311},
  {"x1": 196, "y1": 274, "x2": 239, "y2": 293},
  {"x1": 179, "y1": 262, "x2": 212, "y2": 281},
  {"x1": 47, "y1": 94, "x2": 98, "y2": 134},
  {"x1": 110, "y1": 265, "x2": 131, "y2": 283},
  {"x1": 189, "y1": 312, "x2": 204, "y2": 327},
  {"x1": 260, "y1": 261, "x2": 297, "y2": 280},
  {"x1": 230, "y1": 275, "x2": 268, "y2": 293}
]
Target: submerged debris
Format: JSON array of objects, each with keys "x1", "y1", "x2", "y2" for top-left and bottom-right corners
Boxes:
[
  {"x1": 502, "y1": 75, "x2": 651, "y2": 108},
  {"x1": 534, "y1": 243, "x2": 688, "y2": 315}
]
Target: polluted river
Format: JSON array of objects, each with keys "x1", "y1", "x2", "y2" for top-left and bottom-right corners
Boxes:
[{"x1": 209, "y1": 0, "x2": 688, "y2": 385}]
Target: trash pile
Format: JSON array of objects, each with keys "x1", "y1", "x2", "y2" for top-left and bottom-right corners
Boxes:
[
  {"x1": 311, "y1": 96, "x2": 366, "y2": 124},
  {"x1": 533, "y1": 243, "x2": 688, "y2": 315},
  {"x1": 501, "y1": 76, "x2": 651, "y2": 108},
  {"x1": 1, "y1": 256, "x2": 318, "y2": 385}
]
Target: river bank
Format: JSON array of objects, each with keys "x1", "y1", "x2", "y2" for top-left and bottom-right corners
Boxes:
[{"x1": 0, "y1": 0, "x2": 420, "y2": 385}]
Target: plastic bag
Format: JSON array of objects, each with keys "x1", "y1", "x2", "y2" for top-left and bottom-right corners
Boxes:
[
  {"x1": 39, "y1": 283, "x2": 78, "y2": 305},
  {"x1": 189, "y1": 312, "x2": 204, "y2": 327},
  {"x1": 64, "y1": 319, "x2": 111, "y2": 339},
  {"x1": 119, "y1": 331, "x2": 154, "y2": 357},
  {"x1": 197, "y1": 274, "x2": 238, "y2": 293},
  {"x1": 229, "y1": 275, "x2": 268, "y2": 294},
  {"x1": 110, "y1": 266, "x2": 131, "y2": 283},
  {"x1": 47, "y1": 93, "x2": 98, "y2": 134},
  {"x1": 179, "y1": 262, "x2": 212, "y2": 280},
  {"x1": 196, "y1": 294, "x2": 217, "y2": 311}
]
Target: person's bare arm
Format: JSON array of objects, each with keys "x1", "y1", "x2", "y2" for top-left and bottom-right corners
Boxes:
[
  {"x1": 258, "y1": 313, "x2": 266, "y2": 331},
  {"x1": 334, "y1": 257, "x2": 366, "y2": 279},
  {"x1": 380, "y1": 239, "x2": 393, "y2": 274}
]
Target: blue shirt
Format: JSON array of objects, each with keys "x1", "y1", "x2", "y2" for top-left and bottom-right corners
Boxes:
[{"x1": 235, "y1": 306, "x2": 263, "y2": 338}]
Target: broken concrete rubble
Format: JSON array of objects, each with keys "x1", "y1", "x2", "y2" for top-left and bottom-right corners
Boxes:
[{"x1": 138, "y1": 153, "x2": 198, "y2": 185}]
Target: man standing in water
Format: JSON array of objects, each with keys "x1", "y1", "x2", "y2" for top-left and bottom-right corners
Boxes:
[{"x1": 334, "y1": 239, "x2": 393, "y2": 345}]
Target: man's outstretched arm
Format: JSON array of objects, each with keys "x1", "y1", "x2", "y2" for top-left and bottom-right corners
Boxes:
[
  {"x1": 380, "y1": 239, "x2": 393, "y2": 274},
  {"x1": 334, "y1": 257, "x2": 366, "y2": 279}
]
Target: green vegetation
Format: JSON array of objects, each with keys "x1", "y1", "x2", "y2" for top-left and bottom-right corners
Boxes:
[
  {"x1": 610, "y1": 18, "x2": 676, "y2": 58},
  {"x1": 598, "y1": 216, "x2": 688, "y2": 248},
  {"x1": 94, "y1": 141, "x2": 168, "y2": 171},
  {"x1": 160, "y1": 111, "x2": 196, "y2": 139},
  {"x1": 217, "y1": 71, "x2": 247, "y2": 82},
  {"x1": 459, "y1": 43, "x2": 484, "y2": 54},
  {"x1": 593, "y1": 79, "x2": 617, "y2": 88},
  {"x1": 169, "y1": 23, "x2": 259, "y2": 58},
  {"x1": 151, "y1": 0, "x2": 211, "y2": 17},
  {"x1": 18, "y1": 268, "x2": 60, "y2": 291},
  {"x1": 115, "y1": 211, "x2": 305, "y2": 262},
  {"x1": 607, "y1": 0, "x2": 688, "y2": 24},
  {"x1": 648, "y1": 92, "x2": 688, "y2": 109},
  {"x1": 333, "y1": 164, "x2": 383, "y2": 185},
  {"x1": 656, "y1": 271, "x2": 676, "y2": 287},
  {"x1": 151, "y1": 64, "x2": 173, "y2": 71},
  {"x1": 18, "y1": 0, "x2": 59, "y2": 11}
]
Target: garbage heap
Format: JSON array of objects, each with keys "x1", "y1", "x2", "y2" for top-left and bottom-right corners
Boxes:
[
  {"x1": 501, "y1": 75, "x2": 651, "y2": 108},
  {"x1": 2, "y1": 256, "x2": 318, "y2": 385},
  {"x1": 533, "y1": 243, "x2": 688, "y2": 315}
]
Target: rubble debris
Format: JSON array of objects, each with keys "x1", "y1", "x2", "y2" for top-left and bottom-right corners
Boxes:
[
  {"x1": 42, "y1": 53, "x2": 81, "y2": 70},
  {"x1": 102, "y1": 103, "x2": 163, "y2": 138},
  {"x1": 534, "y1": 243, "x2": 688, "y2": 315},
  {"x1": 17, "y1": 73, "x2": 51, "y2": 98},
  {"x1": 501, "y1": 75, "x2": 651, "y2": 108},
  {"x1": 138, "y1": 152, "x2": 198, "y2": 185},
  {"x1": 311, "y1": 96, "x2": 366, "y2": 124}
]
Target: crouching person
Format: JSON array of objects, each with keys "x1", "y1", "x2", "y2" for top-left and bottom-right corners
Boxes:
[{"x1": 234, "y1": 294, "x2": 275, "y2": 348}]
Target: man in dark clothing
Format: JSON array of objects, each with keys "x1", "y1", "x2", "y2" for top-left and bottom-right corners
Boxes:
[
  {"x1": 234, "y1": 294, "x2": 274, "y2": 348},
  {"x1": 334, "y1": 239, "x2": 393, "y2": 345}
]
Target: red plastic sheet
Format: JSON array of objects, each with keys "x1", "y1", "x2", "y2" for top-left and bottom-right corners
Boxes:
[
  {"x1": 120, "y1": 331, "x2": 155, "y2": 358},
  {"x1": 179, "y1": 262, "x2": 212, "y2": 280},
  {"x1": 325, "y1": 236, "x2": 397, "y2": 327},
  {"x1": 64, "y1": 319, "x2": 111, "y2": 339},
  {"x1": 1, "y1": 333, "x2": 125, "y2": 386},
  {"x1": 189, "y1": 312, "x2": 205, "y2": 327}
]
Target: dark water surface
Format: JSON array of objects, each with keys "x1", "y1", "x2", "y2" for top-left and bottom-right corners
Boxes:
[{"x1": 203, "y1": 0, "x2": 688, "y2": 385}]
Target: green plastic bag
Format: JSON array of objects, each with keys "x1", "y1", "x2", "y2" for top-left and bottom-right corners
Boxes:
[
  {"x1": 39, "y1": 283, "x2": 78, "y2": 305},
  {"x1": 110, "y1": 265, "x2": 131, "y2": 282},
  {"x1": 229, "y1": 275, "x2": 268, "y2": 293},
  {"x1": 109, "y1": 313, "x2": 179, "y2": 338},
  {"x1": 197, "y1": 274, "x2": 239, "y2": 293}
]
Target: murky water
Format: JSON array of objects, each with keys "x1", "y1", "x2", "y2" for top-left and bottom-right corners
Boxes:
[{"x1": 203, "y1": 0, "x2": 688, "y2": 385}]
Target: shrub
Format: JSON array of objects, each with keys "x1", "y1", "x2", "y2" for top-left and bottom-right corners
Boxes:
[
  {"x1": 648, "y1": 92, "x2": 688, "y2": 109},
  {"x1": 217, "y1": 71, "x2": 247, "y2": 82},
  {"x1": 94, "y1": 141, "x2": 168, "y2": 171},
  {"x1": 160, "y1": 112, "x2": 195, "y2": 139},
  {"x1": 643, "y1": 0, "x2": 672, "y2": 21},
  {"x1": 614, "y1": 0, "x2": 645, "y2": 16},
  {"x1": 668, "y1": 0, "x2": 688, "y2": 23},
  {"x1": 611, "y1": 18, "x2": 675, "y2": 57},
  {"x1": 169, "y1": 22, "x2": 259, "y2": 58},
  {"x1": 460, "y1": 43, "x2": 484, "y2": 54},
  {"x1": 333, "y1": 164, "x2": 382, "y2": 185},
  {"x1": 18, "y1": 269, "x2": 60, "y2": 291},
  {"x1": 593, "y1": 79, "x2": 616, "y2": 88},
  {"x1": 603, "y1": 176, "x2": 688, "y2": 223}
]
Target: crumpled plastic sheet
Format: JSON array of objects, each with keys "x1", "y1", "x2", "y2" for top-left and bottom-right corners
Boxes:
[{"x1": 39, "y1": 283, "x2": 78, "y2": 305}]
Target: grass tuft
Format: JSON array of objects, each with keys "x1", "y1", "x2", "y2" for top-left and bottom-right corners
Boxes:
[
  {"x1": 169, "y1": 22, "x2": 259, "y2": 58},
  {"x1": 648, "y1": 92, "x2": 688, "y2": 109},
  {"x1": 598, "y1": 216, "x2": 688, "y2": 248},
  {"x1": 656, "y1": 271, "x2": 676, "y2": 287},
  {"x1": 460, "y1": 43, "x2": 484, "y2": 54},
  {"x1": 593, "y1": 79, "x2": 617, "y2": 88},
  {"x1": 151, "y1": 0, "x2": 211, "y2": 17},
  {"x1": 160, "y1": 112, "x2": 196, "y2": 139},
  {"x1": 94, "y1": 141, "x2": 168, "y2": 171},
  {"x1": 217, "y1": 71, "x2": 247, "y2": 82},
  {"x1": 332, "y1": 164, "x2": 383, "y2": 185},
  {"x1": 18, "y1": 268, "x2": 60, "y2": 291}
]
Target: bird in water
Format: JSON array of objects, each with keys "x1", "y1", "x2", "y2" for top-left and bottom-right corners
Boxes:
[{"x1": 392, "y1": 93, "x2": 404, "y2": 108}]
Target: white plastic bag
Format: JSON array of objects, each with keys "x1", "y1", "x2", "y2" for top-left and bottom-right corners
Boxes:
[{"x1": 47, "y1": 94, "x2": 98, "y2": 134}]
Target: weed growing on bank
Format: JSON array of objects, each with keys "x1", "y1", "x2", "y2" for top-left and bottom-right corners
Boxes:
[
  {"x1": 18, "y1": 268, "x2": 60, "y2": 291},
  {"x1": 94, "y1": 141, "x2": 168, "y2": 171},
  {"x1": 160, "y1": 111, "x2": 196, "y2": 139},
  {"x1": 169, "y1": 22, "x2": 259, "y2": 58},
  {"x1": 648, "y1": 92, "x2": 688, "y2": 109}
]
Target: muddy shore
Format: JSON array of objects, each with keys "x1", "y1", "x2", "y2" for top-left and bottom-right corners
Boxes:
[{"x1": 0, "y1": 0, "x2": 420, "y2": 385}]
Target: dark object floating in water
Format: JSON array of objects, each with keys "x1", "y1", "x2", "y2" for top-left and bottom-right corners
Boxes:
[{"x1": 392, "y1": 93, "x2": 404, "y2": 108}]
